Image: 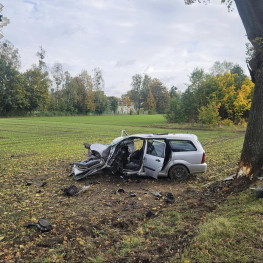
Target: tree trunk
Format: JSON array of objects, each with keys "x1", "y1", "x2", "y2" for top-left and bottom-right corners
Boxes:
[
  {"x1": 238, "y1": 60, "x2": 263, "y2": 179},
  {"x1": 235, "y1": 0, "x2": 263, "y2": 179}
]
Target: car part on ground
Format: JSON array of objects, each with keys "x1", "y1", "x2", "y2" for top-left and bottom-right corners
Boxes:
[
  {"x1": 250, "y1": 187, "x2": 263, "y2": 199},
  {"x1": 25, "y1": 219, "x2": 53, "y2": 232}
]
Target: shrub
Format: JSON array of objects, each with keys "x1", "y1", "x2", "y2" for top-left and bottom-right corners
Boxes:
[
  {"x1": 198, "y1": 102, "x2": 221, "y2": 127},
  {"x1": 238, "y1": 119, "x2": 247, "y2": 127},
  {"x1": 221, "y1": 119, "x2": 234, "y2": 127}
]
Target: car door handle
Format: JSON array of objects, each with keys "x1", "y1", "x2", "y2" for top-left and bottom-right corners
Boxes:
[{"x1": 155, "y1": 159, "x2": 160, "y2": 162}]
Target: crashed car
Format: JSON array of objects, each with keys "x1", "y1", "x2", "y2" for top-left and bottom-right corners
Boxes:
[{"x1": 71, "y1": 131, "x2": 207, "y2": 180}]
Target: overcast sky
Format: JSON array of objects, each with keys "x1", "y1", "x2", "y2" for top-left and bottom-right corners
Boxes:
[{"x1": 1, "y1": 0, "x2": 248, "y2": 97}]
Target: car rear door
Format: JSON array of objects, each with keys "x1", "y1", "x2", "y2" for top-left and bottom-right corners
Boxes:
[{"x1": 143, "y1": 140, "x2": 166, "y2": 179}]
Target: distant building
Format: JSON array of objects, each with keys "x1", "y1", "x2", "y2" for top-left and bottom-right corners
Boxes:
[{"x1": 117, "y1": 100, "x2": 136, "y2": 114}]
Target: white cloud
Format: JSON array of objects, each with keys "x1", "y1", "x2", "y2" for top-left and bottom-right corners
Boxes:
[{"x1": 1, "y1": 0, "x2": 248, "y2": 97}]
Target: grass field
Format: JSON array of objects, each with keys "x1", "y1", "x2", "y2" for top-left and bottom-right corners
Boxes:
[{"x1": 0, "y1": 115, "x2": 262, "y2": 262}]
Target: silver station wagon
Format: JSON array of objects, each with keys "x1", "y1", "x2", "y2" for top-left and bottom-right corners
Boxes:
[{"x1": 71, "y1": 131, "x2": 207, "y2": 181}]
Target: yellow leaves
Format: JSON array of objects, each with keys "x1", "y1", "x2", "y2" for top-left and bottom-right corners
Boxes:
[
  {"x1": 148, "y1": 225, "x2": 156, "y2": 230},
  {"x1": 138, "y1": 228, "x2": 144, "y2": 235},
  {"x1": 76, "y1": 237, "x2": 85, "y2": 246},
  {"x1": 104, "y1": 240, "x2": 111, "y2": 246},
  {"x1": 208, "y1": 72, "x2": 254, "y2": 122},
  {"x1": 233, "y1": 81, "x2": 254, "y2": 121},
  {"x1": 31, "y1": 217, "x2": 37, "y2": 222}
]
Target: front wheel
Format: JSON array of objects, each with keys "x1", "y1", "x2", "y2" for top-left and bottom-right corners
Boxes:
[{"x1": 169, "y1": 165, "x2": 189, "y2": 181}]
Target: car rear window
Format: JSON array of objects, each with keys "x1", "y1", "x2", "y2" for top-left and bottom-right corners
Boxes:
[{"x1": 169, "y1": 140, "x2": 197, "y2": 152}]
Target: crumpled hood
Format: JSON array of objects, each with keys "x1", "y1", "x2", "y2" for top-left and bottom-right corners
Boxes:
[{"x1": 90, "y1": 143, "x2": 109, "y2": 156}]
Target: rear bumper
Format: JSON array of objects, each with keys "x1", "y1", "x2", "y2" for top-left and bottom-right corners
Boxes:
[{"x1": 188, "y1": 163, "x2": 207, "y2": 174}]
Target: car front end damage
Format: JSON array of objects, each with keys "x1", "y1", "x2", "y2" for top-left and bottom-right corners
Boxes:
[
  {"x1": 71, "y1": 143, "x2": 111, "y2": 180},
  {"x1": 70, "y1": 131, "x2": 207, "y2": 181}
]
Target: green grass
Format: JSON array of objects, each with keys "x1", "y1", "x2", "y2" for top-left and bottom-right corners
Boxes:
[
  {"x1": 181, "y1": 191, "x2": 263, "y2": 263},
  {"x1": 2, "y1": 114, "x2": 261, "y2": 263}
]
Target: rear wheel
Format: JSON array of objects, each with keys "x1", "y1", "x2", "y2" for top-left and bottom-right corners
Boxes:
[{"x1": 169, "y1": 165, "x2": 189, "y2": 181}]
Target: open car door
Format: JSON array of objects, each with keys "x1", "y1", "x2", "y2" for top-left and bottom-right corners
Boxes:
[{"x1": 143, "y1": 140, "x2": 165, "y2": 179}]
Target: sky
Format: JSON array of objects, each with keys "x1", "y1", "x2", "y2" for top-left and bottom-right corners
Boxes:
[{"x1": 1, "y1": 0, "x2": 248, "y2": 97}]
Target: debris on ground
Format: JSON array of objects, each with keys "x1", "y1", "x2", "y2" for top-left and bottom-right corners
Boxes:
[
  {"x1": 6, "y1": 168, "x2": 252, "y2": 263},
  {"x1": 124, "y1": 201, "x2": 139, "y2": 211},
  {"x1": 24, "y1": 218, "x2": 53, "y2": 233},
  {"x1": 129, "y1": 192, "x2": 136, "y2": 197},
  {"x1": 250, "y1": 186, "x2": 263, "y2": 199},
  {"x1": 88, "y1": 181, "x2": 100, "y2": 185},
  {"x1": 223, "y1": 175, "x2": 235, "y2": 182},
  {"x1": 146, "y1": 210, "x2": 156, "y2": 218},
  {"x1": 258, "y1": 177, "x2": 263, "y2": 181},
  {"x1": 77, "y1": 185, "x2": 91, "y2": 195},
  {"x1": 150, "y1": 191, "x2": 162, "y2": 198},
  {"x1": 165, "y1": 192, "x2": 175, "y2": 204},
  {"x1": 117, "y1": 188, "x2": 125, "y2": 194},
  {"x1": 63, "y1": 185, "x2": 78, "y2": 196},
  {"x1": 33, "y1": 178, "x2": 47, "y2": 187}
]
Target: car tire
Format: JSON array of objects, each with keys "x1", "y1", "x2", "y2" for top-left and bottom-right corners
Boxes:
[{"x1": 169, "y1": 165, "x2": 189, "y2": 181}]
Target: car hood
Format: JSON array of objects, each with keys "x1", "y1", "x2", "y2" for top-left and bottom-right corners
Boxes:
[{"x1": 90, "y1": 143, "x2": 109, "y2": 156}]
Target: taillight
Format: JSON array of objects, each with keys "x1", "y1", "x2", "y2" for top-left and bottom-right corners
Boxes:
[{"x1": 201, "y1": 153, "x2": 206, "y2": 164}]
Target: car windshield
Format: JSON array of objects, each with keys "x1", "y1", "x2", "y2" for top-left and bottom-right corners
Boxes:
[{"x1": 109, "y1": 136, "x2": 126, "y2": 146}]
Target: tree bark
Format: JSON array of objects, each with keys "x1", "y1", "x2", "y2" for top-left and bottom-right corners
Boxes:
[{"x1": 234, "y1": 0, "x2": 263, "y2": 179}]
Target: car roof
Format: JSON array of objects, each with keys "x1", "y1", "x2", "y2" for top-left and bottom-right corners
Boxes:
[{"x1": 126, "y1": 133, "x2": 198, "y2": 141}]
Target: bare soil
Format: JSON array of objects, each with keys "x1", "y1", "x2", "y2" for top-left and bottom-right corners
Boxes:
[{"x1": 1, "y1": 162, "x2": 249, "y2": 263}]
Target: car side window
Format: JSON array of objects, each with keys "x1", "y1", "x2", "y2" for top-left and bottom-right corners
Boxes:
[
  {"x1": 169, "y1": 140, "x2": 197, "y2": 152},
  {"x1": 147, "y1": 140, "x2": 165, "y2": 157}
]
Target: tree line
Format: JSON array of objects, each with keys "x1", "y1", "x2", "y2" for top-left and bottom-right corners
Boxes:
[
  {"x1": 0, "y1": 40, "x2": 254, "y2": 123},
  {"x1": 0, "y1": 40, "x2": 172, "y2": 116},
  {"x1": 166, "y1": 61, "x2": 254, "y2": 126},
  {"x1": 0, "y1": 41, "x2": 118, "y2": 116}
]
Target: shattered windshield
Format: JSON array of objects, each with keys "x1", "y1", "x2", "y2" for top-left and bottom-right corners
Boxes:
[{"x1": 109, "y1": 136, "x2": 126, "y2": 146}]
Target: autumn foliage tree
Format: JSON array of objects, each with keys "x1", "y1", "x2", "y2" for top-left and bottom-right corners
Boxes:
[
  {"x1": 143, "y1": 90, "x2": 156, "y2": 113},
  {"x1": 166, "y1": 64, "x2": 254, "y2": 125}
]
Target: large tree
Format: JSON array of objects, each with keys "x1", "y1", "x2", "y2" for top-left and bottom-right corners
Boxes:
[
  {"x1": 150, "y1": 79, "x2": 170, "y2": 113},
  {"x1": 109, "y1": 96, "x2": 119, "y2": 114},
  {"x1": 92, "y1": 67, "x2": 105, "y2": 91},
  {"x1": 0, "y1": 40, "x2": 21, "y2": 70},
  {"x1": 94, "y1": 90, "x2": 108, "y2": 115},
  {"x1": 0, "y1": 58, "x2": 28, "y2": 115},
  {"x1": 143, "y1": 90, "x2": 156, "y2": 112},
  {"x1": 234, "y1": 0, "x2": 263, "y2": 179},
  {"x1": 24, "y1": 66, "x2": 50, "y2": 112},
  {"x1": 185, "y1": 0, "x2": 263, "y2": 179},
  {"x1": 130, "y1": 74, "x2": 143, "y2": 112},
  {"x1": 51, "y1": 63, "x2": 65, "y2": 108}
]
